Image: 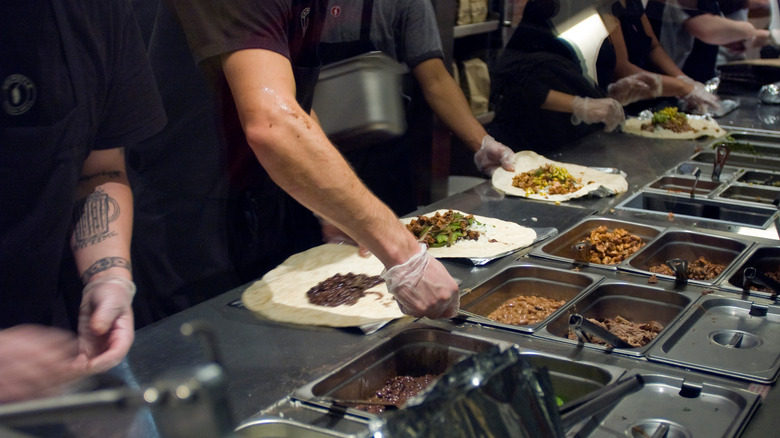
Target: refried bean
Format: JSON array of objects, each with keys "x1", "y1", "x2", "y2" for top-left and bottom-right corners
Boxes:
[
  {"x1": 355, "y1": 374, "x2": 440, "y2": 414},
  {"x1": 487, "y1": 295, "x2": 566, "y2": 325},
  {"x1": 306, "y1": 273, "x2": 385, "y2": 307}
]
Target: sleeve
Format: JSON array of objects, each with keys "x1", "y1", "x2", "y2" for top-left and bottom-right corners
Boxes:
[
  {"x1": 167, "y1": 0, "x2": 291, "y2": 64},
  {"x1": 94, "y1": 0, "x2": 166, "y2": 149},
  {"x1": 396, "y1": 0, "x2": 444, "y2": 68}
]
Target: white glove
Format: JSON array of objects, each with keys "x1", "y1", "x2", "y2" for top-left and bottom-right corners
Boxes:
[
  {"x1": 474, "y1": 135, "x2": 515, "y2": 176},
  {"x1": 381, "y1": 244, "x2": 459, "y2": 319},
  {"x1": 78, "y1": 275, "x2": 136, "y2": 373},
  {"x1": 677, "y1": 75, "x2": 722, "y2": 115},
  {"x1": 607, "y1": 72, "x2": 663, "y2": 105},
  {"x1": 570, "y1": 96, "x2": 625, "y2": 132}
]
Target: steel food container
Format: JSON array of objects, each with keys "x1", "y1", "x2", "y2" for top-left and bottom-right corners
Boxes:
[
  {"x1": 236, "y1": 417, "x2": 354, "y2": 438},
  {"x1": 530, "y1": 217, "x2": 664, "y2": 270},
  {"x1": 646, "y1": 175, "x2": 721, "y2": 197},
  {"x1": 647, "y1": 295, "x2": 780, "y2": 383},
  {"x1": 620, "y1": 229, "x2": 752, "y2": 286},
  {"x1": 458, "y1": 264, "x2": 603, "y2": 333},
  {"x1": 721, "y1": 244, "x2": 780, "y2": 298},
  {"x1": 536, "y1": 282, "x2": 695, "y2": 357}
]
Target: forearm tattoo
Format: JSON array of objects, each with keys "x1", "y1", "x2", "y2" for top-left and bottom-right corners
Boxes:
[
  {"x1": 81, "y1": 257, "x2": 132, "y2": 285},
  {"x1": 73, "y1": 188, "x2": 120, "y2": 250}
]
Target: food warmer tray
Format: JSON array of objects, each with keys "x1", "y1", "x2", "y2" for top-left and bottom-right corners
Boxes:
[
  {"x1": 646, "y1": 295, "x2": 780, "y2": 383},
  {"x1": 457, "y1": 263, "x2": 604, "y2": 334},
  {"x1": 618, "y1": 229, "x2": 753, "y2": 287},
  {"x1": 528, "y1": 217, "x2": 665, "y2": 271},
  {"x1": 718, "y1": 244, "x2": 780, "y2": 300},
  {"x1": 575, "y1": 371, "x2": 761, "y2": 438},
  {"x1": 533, "y1": 281, "x2": 698, "y2": 358}
]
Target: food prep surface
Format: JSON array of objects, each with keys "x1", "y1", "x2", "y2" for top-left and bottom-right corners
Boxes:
[{"x1": 118, "y1": 95, "x2": 780, "y2": 437}]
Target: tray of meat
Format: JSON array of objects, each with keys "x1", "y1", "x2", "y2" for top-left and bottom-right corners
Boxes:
[
  {"x1": 457, "y1": 264, "x2": 603, "y2": 334},
  {"x1": 619, "y1": 229, "x2": 753, "y2": 287},
  {"x1": 529, "y1": 217, "x2": 664, "y2": 270},
  {"x1": 534, "y1": 281, "x2": 696, "y2": 357},
  {"x1": 646, "y1": 295, "x2": 780, "y2": 383}
]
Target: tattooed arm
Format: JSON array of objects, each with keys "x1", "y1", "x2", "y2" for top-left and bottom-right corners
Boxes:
[{"x1": 70, "y1": 147, "x2": 135, "y2": 373}]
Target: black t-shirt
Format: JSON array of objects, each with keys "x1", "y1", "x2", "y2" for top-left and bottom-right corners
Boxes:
[{"x1": 0, "y1": 0, "x2": 166, "y2": 327}]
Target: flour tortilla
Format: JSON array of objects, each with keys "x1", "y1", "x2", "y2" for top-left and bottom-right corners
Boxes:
[
  {"x1": 401, "y1": 209, "x2": 536, "y2": 258},
  {"x1": 623, "y1": 115, "x2": 727, "y2": 139},
  {"x1": 491, "y1": 151, "x2": 628, "y2": 201},
  {"x1": 242, "y1": 243, "x2": 404, "y2": 327}
]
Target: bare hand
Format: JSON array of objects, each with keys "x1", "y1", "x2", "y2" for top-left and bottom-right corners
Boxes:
[{"x1": 0, "y1": 325, "x2": 88, "y2": 403}]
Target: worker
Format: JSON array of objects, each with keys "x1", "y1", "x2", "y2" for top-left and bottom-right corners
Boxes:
[{"x1": 166, "y1": 0, "x2": 460, "y2": 318}]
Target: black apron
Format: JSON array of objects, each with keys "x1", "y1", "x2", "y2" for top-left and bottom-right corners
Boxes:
[{"x1": 0, "y1": 0, "x2": 89, "y2": 328}]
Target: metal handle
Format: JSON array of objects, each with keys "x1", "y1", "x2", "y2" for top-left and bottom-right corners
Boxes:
[
  {"x1": 665, "y1": 258, "x2": 689, "y2": 284},
  {"x1": 568, "y1": 314, "x2": 632, "y2": 349},
  {"x1": 571, "y1": 241, "x2": 592, "y2": 263},
  {"x1": 742, "y1": 266, "x2": 780, "y2": 297},
  {"x1": 689, "y1": 167, "x2": 701, "y2": 199},
  {"x1": 712, "y1": 145, "x2": 730, "y2": 182}
]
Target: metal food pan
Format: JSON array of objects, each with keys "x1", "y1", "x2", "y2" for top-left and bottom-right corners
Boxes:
[
  {"x1": 236, "y1": 417, "x2": 352, "y2": 438},
  {"x1": 690, "y1": 150, "x2": 780, "y2": 173},
  {"x1": 614, "y1": 191, "x2": 778, "y2": 229},
  {"x1": 577, "y1": 372, "x2": 761, "y2": 438},
  {"x1": 646, "y1": 175, "x2": 721, "y2": 197},
  {"x1": 646, "y1": 296, "x2": 780, "y2": 383},
  {"x1": 671, "y1": 161, "x2": 740, "y2": 182},
  {"x1": 736, "y1": 169, "x2": 780, "y2": 188},
  {"x1": 713, "y1": 130, "x2": 780, "y2": 157},
  {"x1": 458, "y1": 264, "x2": 603, "y2": 333},
  {"x1": 529, "y1": 217, "x2": 664, "y2": 270},
  {"x1": 537, "y1": 282, "x2": 694, "y2": 357},
  {"x1": 720, "y1": 245, "x2": 780, "y2": 299},
  {"x1": 715, "y1": 183, "x2": 780, "y2": 205},
  {"x1": 620, "y1": 229, "x2": 751, "y2": 286},
  {"x1": 292, "y1": 327, "x2": 622, "y2": 419}
]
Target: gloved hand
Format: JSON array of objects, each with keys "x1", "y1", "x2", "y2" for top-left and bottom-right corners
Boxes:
[
  {"x1": 474, "y1": 135, "x2": 515, "y2": 176},
  {"x1": 317, "y1": 214, "x2": 370, "y2": 257},
  {"x1": 607, "y1": 72, "x2": 663, "y2": 105},
  {"x1": 570, "y1": 96, "x2": 625, "y2": 132},
  {"x1": 0, "y1": 324, "x2": 88, "y2": 403},
  {"x1": 381, "y1": 243, "x2": 459, "y2": 319},
  {"x1": 677, "y1": 75, "x2": 722, "y2": 115},
  {"x1": 78, "y1": 275, "x2": 136, "y2": 373}
]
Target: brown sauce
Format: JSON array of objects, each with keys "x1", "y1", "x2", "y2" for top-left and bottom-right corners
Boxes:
[{"x1": 306, "y1": 273, "x2": 385, "y2": 307}]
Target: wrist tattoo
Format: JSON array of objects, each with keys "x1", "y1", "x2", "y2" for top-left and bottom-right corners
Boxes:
[
  {"x1": 81, "y1": 257, "x2": 131, "y2": 285},
  {"x1": 73, "y1": 188, "x2": 120, "y2": 250}
]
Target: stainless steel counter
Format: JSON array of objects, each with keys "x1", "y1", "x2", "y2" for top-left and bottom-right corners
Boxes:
[{"x1": 57, "y1": 93, "x2": 780, "y2": 437}]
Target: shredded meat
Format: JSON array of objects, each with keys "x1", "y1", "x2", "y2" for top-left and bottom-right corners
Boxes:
[
  {"x1": 306, "y1": 273, "x2": 385, "y2": 307},
  {"x1": 567, "y1": 315, "x2": 663, "y2": 347},
  {"x1": 584, "y1": 226, "x2": 645, "y2": 264},
  {"x1": 487, "y1": 295, "x2": 566, "y2": 325},
  {"x1": 649, "y1": 256, "x2": 725, "y2": 280}
]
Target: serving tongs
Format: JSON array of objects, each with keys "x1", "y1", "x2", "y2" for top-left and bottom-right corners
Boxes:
[
  {"x1": 742, "y1": 266, "x2": 780, "y2": 298},
  {"x1": 310, "y1": 396, "x2": 399, "y2": 411},
  {"x1": 568, "y1": 314, "x2": 632, "y2": 349},
  {"x1": 559, "y1": 374, "x2": 644, "y2": 430},
  {"x1": 689, "y1": 166, "x2": 702, "y2": 199},
  {"x1": 711, "y1": 144, "x2": 730, "y2": 182},
  {"x1": 571, "y1": 241, "x2": 592, "y2": 264},
  {"x1": 664, "y1": 258, "x2": 689, "y2": 285}
]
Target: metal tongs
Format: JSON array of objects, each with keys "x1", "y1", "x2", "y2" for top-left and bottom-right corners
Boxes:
[
  {"x1": 559, "y1": 374, "x2": 645, "y2": 430},
  {"x1": 689, "y1": 166, "x2": 702, "y2": 199},
  {"x1": 742, "y1": 266, "x2": 780, "y2": 298},
  {"x1": 571, "y1": 241, "x2": 592, "y2": 264},
  {"x1": 711, "y1": 144, "x2": 730, "y2": 182},
  {"x1": 568, "y1": 314, "x2": 632, "y2": 349},
  {"x1": 664, "y1": 258, "x2": 689, "y2": 284}
]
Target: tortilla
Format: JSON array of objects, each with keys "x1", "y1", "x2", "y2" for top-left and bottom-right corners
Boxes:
[
  {"x1": 623, "y1": 115, "x2": 727, "y2": 139},
  {"x1": 491, "y1": 151, "x2": 628, "y2": 201},
  {"x1": 242, "y1": 243, "x2": 404, "y2": 327},
  {"x1": 400, "y1": 209, "x2": 536, "y2": 259}
]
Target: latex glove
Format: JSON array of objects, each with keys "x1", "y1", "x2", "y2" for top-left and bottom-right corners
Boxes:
[
  {"x1": 0, "y1": 325, "x2": 88, "y2": 403},
  {"x1": 381, "y1": 243, "x2": 459, "y2": 319},
  {"x1": 678, "y1": 76, "x2": 722, "y2": 115},
  {"x1": 78, "y1": 275, "x2": 136, "y2": 373},
  {"x1": 570, "y1": 96, "x2": 625, "y2": 132},
  {"x1": 317, "y1": 214, "x2": 370, "y2": 257},
  {"x1": 474, "y1": 135, "x2": 515, "y2": 176},
  {"x1": 607, "y1": 72, "x2": 663, "y2": 105}
]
